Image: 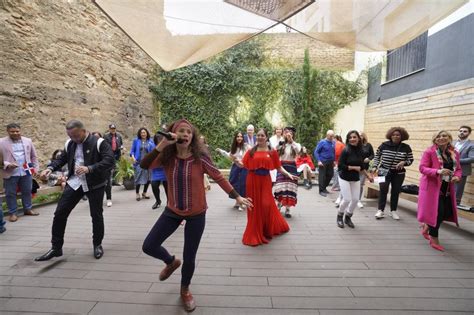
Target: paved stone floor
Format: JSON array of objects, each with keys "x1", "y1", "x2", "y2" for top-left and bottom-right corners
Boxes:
[{"x1": 0, "y1": 184, "x2": 473, "y2": 314}]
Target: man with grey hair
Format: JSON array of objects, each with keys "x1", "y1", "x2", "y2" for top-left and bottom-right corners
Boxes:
[
  {"x1": 35, "y1": 120, "x2": 114, "y2": 261},
  {"x1": 314, "y1": 130, "x2": 336, "y2": 197}
]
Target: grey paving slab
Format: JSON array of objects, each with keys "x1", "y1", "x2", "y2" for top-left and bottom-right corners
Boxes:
[
  {"x1": 62, "y1": 288, "x2": 272, "y2": 308},
  {"x1": 456, "y1": 278, "x2": 474, "y2": 288},
  {"x1": 198, "y1": 260, "x2": 368, "y2": 270},
  {"x1": 268, "y1": 277, "x2": 466, "y2": 288},
  {"x1": 231, "y1": 268, "x2": 413, "y2": 278},
  {"x1": 365, "y1": 262, "x2": 474, "y2": 270},
  {"x1": 0, "y1": 285, "x2": 69, "y2": 299},
  {"x1": 272, "y1": 297, "x2": 474, "y2": 311},
  {"x1": 0, "y1": 184, "x2": 473, "y2": 314},
  {"x1": 0, "y1": 298, "x2": 95, "y2": 314},
  {"x1": 407, "y1": 269, "x2": 474, "y2": 278},
  {"x1": 148, "y1": 283, "x2": 353, "y2": 297},
  {"x1": 349, "y1": 286, "x2": 474, "y2": 298},
  {"x1": 319, "y1": 311, "x2": 473, "y2": 315},
  {"x1": 3, "y1": 276, "x2": 152, "y2": 292},
  {"x1": 296, "y1": 254, "x2": 460, "y2": 262},
  {"x1": 89, "y1": 302, "x2": 319, "y2": 315}
]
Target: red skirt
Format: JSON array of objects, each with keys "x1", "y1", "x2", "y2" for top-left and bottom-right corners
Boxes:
[{"x1": 242, "y1": 171, "x2": 290, "y2": 246}]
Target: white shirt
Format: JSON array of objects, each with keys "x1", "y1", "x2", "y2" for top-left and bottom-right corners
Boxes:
[
  {"x1": 11, "y1": 141, "x2": 26, "y2": 177},
  {"x1": 279, "y1": 142, "x2": 301, "y2": 161},
  {"x1": 232, "y1": 145, "x2": 249, "y2": 161},
  {"x1": 67, "y1": 143, "x2": 89, "y2": 192},
  {"x1": 269, "y1": 135, "x2": 283, "y2": 150},
  {"x1": 455, "y1": 139, "x2": 467, "y2": 152},
  {"x1": 246, "y1": 134, "x2": 255, "y2": 147}
]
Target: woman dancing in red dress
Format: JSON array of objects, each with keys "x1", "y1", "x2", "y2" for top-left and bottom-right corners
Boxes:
[{"x1": 242, "y1": 128, "x2": 297, "y2": 246}]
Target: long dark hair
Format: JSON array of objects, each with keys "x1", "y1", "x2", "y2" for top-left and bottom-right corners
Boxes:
[
  {"x1": 230, "y1": 131, "x2": 244, "y2": 155},
  {"x1": 159, "y1": 120, "x2": 207, "y2": 167},
  {"x1": 136, "y1": 127, "x2": 151, "y2": 140},
  {"x1": 278, "y1": 130, "x2": 297, "y2": 158},
  {"x1": 345, "y1": 130, "x2": 362, "y2": 151},
  {"x1": 249, "y1": 128, "x2": 272, "y2": 157},
  {"x1": 153, "y1": 133, "x2": 164, "y2": 146}
]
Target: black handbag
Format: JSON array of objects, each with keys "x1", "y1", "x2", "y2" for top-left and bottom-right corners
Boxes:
[{"x1": 401, "y1": 184, "x2": 419, "y2": 195}]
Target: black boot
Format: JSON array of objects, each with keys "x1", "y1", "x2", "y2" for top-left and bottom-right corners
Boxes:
[
  {"x1": 337, "y1": 213, "x2": 344, "y2": 228},
  {"x1": 344, "y1": 214, "x2": 355, "y2": 228},
  {"x1": 94, "y1": 245, "x2": 104, "y2": 259},
  {"x1": 303, "y1": 179, "x2": 308, "y2": 187}
]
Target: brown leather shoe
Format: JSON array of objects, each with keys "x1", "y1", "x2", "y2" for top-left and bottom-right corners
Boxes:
[
  {"x1": 159, "y1": 257, "x2": 181, "y2": 281},
  {"x1": 8, "y1": 214, "x2": 18, "y2": 222},
  {"x1": 24, "y1": 209, "x2": 39, "y2": 216},
  {"x1": 180, "y1": 286, "x2": 196, "y2": 312}
]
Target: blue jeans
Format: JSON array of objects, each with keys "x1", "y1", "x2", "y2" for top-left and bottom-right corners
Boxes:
[
  {"x1": 0, "y1": 197, "x2": 4, "y2": 229},
  {"x1": 4, "y1": 175, "x2": 32, "y2": 215}
]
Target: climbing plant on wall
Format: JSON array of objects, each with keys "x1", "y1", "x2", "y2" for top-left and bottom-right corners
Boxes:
[
  {"x1": 149, "y1": 42, "x2": 364, "y2": 167},
  {"x1": 149, "y1": 39, "x2": 284, "y2": 167},
  {"x1": 281, "y1": 49, "x2": 365, "y2": 150}
]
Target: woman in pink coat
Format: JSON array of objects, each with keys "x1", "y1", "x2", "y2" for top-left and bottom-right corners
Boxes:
[{"x1": 418, "y1": 130, "x2": 461, "y2": 251}]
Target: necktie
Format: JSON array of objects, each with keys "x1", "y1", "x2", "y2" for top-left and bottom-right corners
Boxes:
[{"x1": 111, "y1": 135, "x2": 117, "y2": 151}]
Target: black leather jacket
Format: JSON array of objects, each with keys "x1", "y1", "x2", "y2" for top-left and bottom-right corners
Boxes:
[{"x1": 48, "y1": 134, "x2": 115, "y2": 190}]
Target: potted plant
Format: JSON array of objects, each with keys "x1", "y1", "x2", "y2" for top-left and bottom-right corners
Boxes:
[{"x1": 114, "y1": 156, "x2": 135, "y2": 190}]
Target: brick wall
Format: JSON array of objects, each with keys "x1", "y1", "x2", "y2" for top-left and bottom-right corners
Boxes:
[
  {"x1": 260, "y1": 33, "x2": 354, "y2": 70},
  {"x1": 364, "y1": 78, "x2": 474, "y2": 206}
]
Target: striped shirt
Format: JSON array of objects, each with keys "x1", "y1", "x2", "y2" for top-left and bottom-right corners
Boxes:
[
  {"x1": 149, "y1": 154, "x2": 234, "y2": 217},
  {"x1": 372, "y1": 141, "x2": 414, "y2": 173}
]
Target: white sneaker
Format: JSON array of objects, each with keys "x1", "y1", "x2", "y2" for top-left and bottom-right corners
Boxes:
[
  {"x1": 357, "y1": 201, "x2": 364, "y2": 208},
  {"x1": 334, "y1": 196, "x2": 341, "y2": 205},
  {"x1": 390, "y1": 211, "x2": 400, "y2": 220},
  {"x1": 374, "y1": 210, "x2": 384, "y2": 219},
  {"x1": 106, "y1": 200, "x2": 112, "y2": 207},
  {"x1": 238, "y1": 206, "x2": 244, "y2": 212}
]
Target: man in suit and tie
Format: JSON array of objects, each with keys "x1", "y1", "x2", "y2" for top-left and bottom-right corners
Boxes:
[
  {"x1": 454, "y1": 125, "x2": 474, "y2": 206},
  {"x1": 0, "y1": 123, "x2": 39, "y2": 222},
  {"x1": 243, "y1": 124, "x2": 256, "y2": 147}
]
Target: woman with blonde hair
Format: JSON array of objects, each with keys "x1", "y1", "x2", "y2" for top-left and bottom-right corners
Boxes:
[{"x1": 418, "y1": 130, "x2": 461, "y2": 251}]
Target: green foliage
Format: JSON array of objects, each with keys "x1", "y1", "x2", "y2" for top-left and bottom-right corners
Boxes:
[
  {"x1": 2, "y1": 191, "x2": 63, "y2": 211},
  {"x1": 281, "y1": 49, "x2": 364, "y2": 150},
  {"x1": 114, "y1": 156, "x2": 134, "y2": 182},
  {"x1": 150, "y1": 42, "x2": 364, "y2": 160},
  {"x1": 149, "y1": 39, "x2": 284, "y2": 158}
]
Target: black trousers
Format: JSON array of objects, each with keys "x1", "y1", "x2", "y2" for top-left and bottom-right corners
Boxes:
[
  {"x1": 455, "y1": 176, "x2": 467, "y2": 204},
  {"x1": 151, "y1": 180, "x2": 168, "y2": 205},
  {"x1": 318, "y1": 161, "x2": 334, "y2": 192},
  {"x1": 52, "y1": 184, "x2": 105, "y2": 249},
  {"x1": 105, "y1": 173, "x2": 113, "y2": 200},
  {"x1": 142, "y1": 209, "x2": 206, "y2": 286},
  {"x1": 429, "y1": 195, "x2": 452, "y2": 238},
  {"x1": 378, "y1": 171, "x2": 405, "y2": 211}
]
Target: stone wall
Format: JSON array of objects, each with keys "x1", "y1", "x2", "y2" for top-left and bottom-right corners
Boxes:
[
  {"x1": 261, "y1": 33, "x2": 354, "y2": 70},
  {"x1": 0, "y1": 0, "x2": 155, "y2": 165},
  {"x1": 0, "y1": 1, "x2": 355, "y2": 167}
]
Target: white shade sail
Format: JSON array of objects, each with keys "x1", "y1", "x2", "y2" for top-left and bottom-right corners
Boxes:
[{"x1": 94, "y1": 0, "x2": 468, "y2": 70}]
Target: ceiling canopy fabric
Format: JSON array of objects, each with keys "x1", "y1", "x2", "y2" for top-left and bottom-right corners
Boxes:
[{"x1": 94, "y1": 0, "x2": 468, "y2": 71}]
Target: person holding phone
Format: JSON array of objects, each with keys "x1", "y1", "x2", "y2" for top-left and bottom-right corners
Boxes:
[
  {"x1": 418, "y1": 130, "x2": 461, "y2": 251},
  {"x1": 372, "y1": 127, "x2": 413, "y2": 220}
]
